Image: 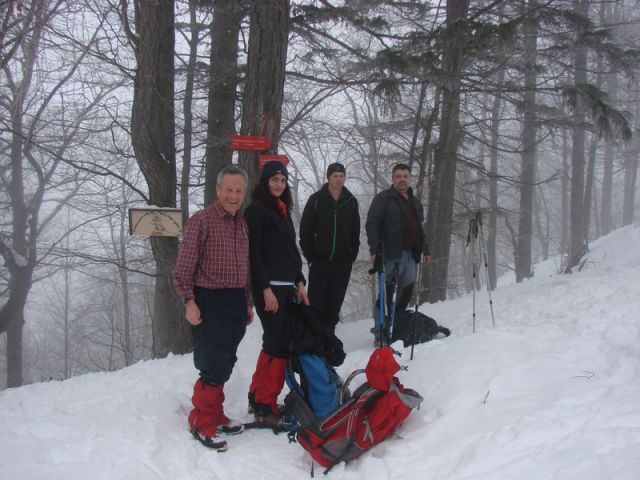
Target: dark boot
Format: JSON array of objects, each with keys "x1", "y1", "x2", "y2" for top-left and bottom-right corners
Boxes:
[
  {"x1": 188, "y1": 379, "x2": 228, "y2": 451},
  {"x1": 252, "y1": 401, "x2": 281, "y2": 427},
  {"x1": 395, "y1": 282, "x2": 414, "y2": 314}
]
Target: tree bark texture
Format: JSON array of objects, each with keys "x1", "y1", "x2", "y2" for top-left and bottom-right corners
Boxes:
[
  {"x1": 204, "y1": 0, "x2": 245, "y2": 205},
  {"x1": 487, "y1": 66, "x2": 504, "y2": 291},
  {"x1": 566, "y1": 0, "x2": 588, "y2": 272},
  {"x1": 239, "y1": 0, "x2": 290, "y2": 187},
  {"x1": 0, "y1": 2, "x2": 47, "y2": 386},
  {"x1": 622, "y1": 111, "x2": 639, "y2": 226},
  {"x1": 515, "y1": 0, "x2": 538, "y2": 283},
  {"x1": 130, "y1": 0, "x2": 189, "y2": 356},
  {"x1": 179, "y1": 1, "x2": 199, "y2": 220},
  {"x1": 426, "y1": 0, "x2": 469, "y2": 303},
  {"x1": 561, "y1": 124, "x2": 569, "y2": 254}
]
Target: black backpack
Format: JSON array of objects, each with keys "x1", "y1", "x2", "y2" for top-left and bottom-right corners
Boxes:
[{"x1": 392, "y1": 310, "x2": 451, "y2": 348}]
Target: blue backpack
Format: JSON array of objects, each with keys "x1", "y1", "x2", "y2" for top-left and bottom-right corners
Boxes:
[{"x1": 286, "y1": 353, "x2": 341, "y2": 418}]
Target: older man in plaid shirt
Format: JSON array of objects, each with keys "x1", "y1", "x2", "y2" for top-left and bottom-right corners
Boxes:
[{"x1": 174, "y1": 165, "x2": 253, "y2": 452}]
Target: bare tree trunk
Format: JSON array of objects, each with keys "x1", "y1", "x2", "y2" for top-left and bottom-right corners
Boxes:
[
  {"x1": 600, "y1": 3, "x2": 618, "y2": 236},
  {"x1": 427, "y1": 0, "x2": 469, "y2": 303},
  {"x1": 566, "y1": 0, "x2": 589, "y2": 272},
  {"x1": 416, "y1": 88, "x2": 440, "y2": 201},
  {"x1": 584, "y1": 39, "x2": 603, "y2": 242},
  {"x1": 561, "y1": 122, "x2": 570, "y2": 255},
  {"x1": 204, "y1": 0, "x2": 245, "y2": 205},
  {"x1": 239, "y1": 0, "x2": 290, "y2": 186},
  {"x1": 63, "y1": 213, "x2": 71, "y2": 379},
  {"x1": 487, "y1": 71, "x2": 504, "y2": 291},
  {"x1": 179, "y1": 0, "x2": 200, "y2": 218},
  {"x1": 0, "y1": 1, "x2": 47, "y2": 386},
  {"x1": 408, "y1": 81, "x2": 427, "y2": 173},
  {"x1": 515, "y1": 0, "x2": 538, "y2": 282},
  {"x1": 534, "y1": 186, "x2": 550, "y2": 260},
  {"x1": 601, "y1": 109, "x2": 616, "y2": 234},
  {"x1": 130, "y1": 0, "x2": 189, "y2": 356},
  {"x1": 583, "y1": 131, "x2": 598, "y2": 242},
  {"x1": 622, "y1": 106, "x2": 639, "y2": 226},
  {"x1": 118, "y1": 205, "x2": 132, "y2": 365}
]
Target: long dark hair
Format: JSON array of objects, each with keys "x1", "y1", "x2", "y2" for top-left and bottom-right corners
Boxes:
[{"x1": 251, "y1": 181, "x2": 293, "y2": 211}]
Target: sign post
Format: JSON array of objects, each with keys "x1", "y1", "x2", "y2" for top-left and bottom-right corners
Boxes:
[
  {"x1": 231, "y1": 134, "x2": 270, "y2": 151},
  {"x1": 129, "y1": 208, "x2": 183, "y2": 237},
  {"x1": 258, "y1": 154, "x2": 289, "y2": 168}
]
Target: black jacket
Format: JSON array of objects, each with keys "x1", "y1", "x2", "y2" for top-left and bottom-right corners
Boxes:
[
  {"x1": 299, "y1": 184, "x2": 360, "y2": 264},
  {"x1": 288, "y1": 304, "x2": 346, "y2": 367},
  {"x1": 365, "y1": 186, "x2": 427, "y2": 263},
  {"x1": 244, "y1": 195, "x2": 305, "y2": 294}
]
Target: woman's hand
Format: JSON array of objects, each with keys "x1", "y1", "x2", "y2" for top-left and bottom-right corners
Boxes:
[
  {"x1": 263, "y1": 288, "x2": 279, "y2": 313},
  {"x1": 296, "y1": 282, "x2": 310, "y2": 306}
]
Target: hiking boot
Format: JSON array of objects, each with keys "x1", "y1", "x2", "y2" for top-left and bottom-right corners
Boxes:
[
  {"x1": 247, "y1": 392, "x2": 256, "y2": 415},
  {"x1": 190, "y1": 428, "x2": 228, "y2": 452},
  {"x1": 217, "y1": 417, "x2": 244, "y2": 435},
  {"x1": 253, "y1": 412, "x2": 281, "y2": 428}
]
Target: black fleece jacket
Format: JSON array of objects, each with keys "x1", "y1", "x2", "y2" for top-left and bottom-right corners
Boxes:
[{"x1": 299, "y1": 184, "x2": 360, "y2": 264}]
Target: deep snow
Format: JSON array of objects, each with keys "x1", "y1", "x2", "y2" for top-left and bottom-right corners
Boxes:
[{"x1": 1, "y1": 226, "x2": 640, "y2": 480}]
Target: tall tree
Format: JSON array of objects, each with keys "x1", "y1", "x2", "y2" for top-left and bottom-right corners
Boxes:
[
  {"x1": 239, "y1": 0, "x2": 290, "y2": 186},
  {"x1": 566, "y1": 0, "x2": 589, "y2": 272},
  {"x1": 0, "y1": 0, "x2": 106, "y2": 386},
  {"x1": 622, "y1": 98, "x2": 639, "y2": 226},
  {"x1": 515, "y1": 0, "x2": 538, "y2": 282},
  {"x1": 426, "y1": 0, "x2": 470, "y2": 302},
  {"x1": 128, "y1": 0, "x2": 189, "y2": 356},
  {"x1": 204, "y1": 0, "x2": 246, "y2": 205}
]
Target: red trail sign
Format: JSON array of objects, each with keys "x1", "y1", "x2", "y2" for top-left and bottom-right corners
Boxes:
[{"x1": 231, "y1": 134, "x2": 270, "y2": 151}]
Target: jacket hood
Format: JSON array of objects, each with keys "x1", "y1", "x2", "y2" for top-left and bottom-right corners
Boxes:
[{"x1": 319, "y1": 183, "x2": 355, "y2": 206}]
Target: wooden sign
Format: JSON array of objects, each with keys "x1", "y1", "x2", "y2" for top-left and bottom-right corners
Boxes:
[
  {"x1": 231, "y1": 134, "x2": 270, "y2": 151},
  {"x1": 129, "y1": 208, "x2": 183, "y2": 237},
  {"x1": 259, "y1": 154, "x2": 289, "y2": 169}
]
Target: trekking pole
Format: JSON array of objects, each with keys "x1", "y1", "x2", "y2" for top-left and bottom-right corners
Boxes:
[
  {"x1": 369, "y1": 243, "x2": 386, "y2": 349},
  {"x1": 466, "y1": 214, "x2": 480, "y2": 333},
  {"x1": 378, "y1": 257, "x2": 386, "y2": 349},
  {"x1": 477, "y1": 213, "x2": 496, "y2": 328},
  {"x1": 386, "y1": 262, "x2": 400, "y2": 346},
  {"x1": 410, "y1": 256, "x2": 423, "y2": 361}
]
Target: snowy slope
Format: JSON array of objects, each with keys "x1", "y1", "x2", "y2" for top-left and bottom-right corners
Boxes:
[{"x1": 1, "y1": 226, "x2": 640, "y2": 480}]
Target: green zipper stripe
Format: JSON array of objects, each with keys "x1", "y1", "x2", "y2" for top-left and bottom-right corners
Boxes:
[
  {"x1": 329, "y1": 211, "x2": 337, "y2": 261},
  {"x1": 328, "y1": 196, "x2": 353, "y2": 261}
]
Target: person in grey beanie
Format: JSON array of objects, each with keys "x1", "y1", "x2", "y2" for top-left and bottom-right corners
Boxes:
[{"x1": 299, "y1": 162, "x2": 360, "y2": 334}]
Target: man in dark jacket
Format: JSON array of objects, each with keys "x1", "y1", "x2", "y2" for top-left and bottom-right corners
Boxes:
[
  {"x1": 366, "y1": 163, "x2": 429, "y2": 341},
  {"x1": 299, "y1": 162, "x2": 360, "y2": 332}
]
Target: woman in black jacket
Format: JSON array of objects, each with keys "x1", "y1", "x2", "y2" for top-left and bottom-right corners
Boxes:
[{"x1": 244, "y1": 160, "x2": 309, "y2": 425}]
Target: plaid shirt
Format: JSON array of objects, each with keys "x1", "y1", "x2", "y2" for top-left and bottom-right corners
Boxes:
[{"x1": 174, "y1": 201, "x2": 251, "y2": 305}]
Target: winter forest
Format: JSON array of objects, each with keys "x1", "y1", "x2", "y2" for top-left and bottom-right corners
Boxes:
[{"x1": 1, "y1": 0, "x2": 639, "y2": 390}]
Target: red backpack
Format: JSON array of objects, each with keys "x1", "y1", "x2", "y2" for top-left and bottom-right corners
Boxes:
[{"x1": 283, "y1": 347, "x2": 423, "y2": 474}]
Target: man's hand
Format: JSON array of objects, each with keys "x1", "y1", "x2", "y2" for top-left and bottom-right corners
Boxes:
[
  {"x1": 371, "y1": 254, "x2": 376, "y2": 265},
  {"x1": 296, "y1": 282, "x2": 310, "y2": 306},
  {"x1": 263, "y1": 288, "x2": 278, "y2": 313},
  {"x1": 423, "y1": 255, "x2": 431, "y2": 265},
  {"x1": 184, "y1": 299, "x2": 202, "y2": 326},
  {"x1": 246, "y1": 306, "x2": 254, "y2": 325}
]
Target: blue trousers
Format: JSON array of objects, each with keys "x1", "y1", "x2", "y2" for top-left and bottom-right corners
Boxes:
[{"x1": 192, "y1": 287, "x2": 247, "y2": 385}]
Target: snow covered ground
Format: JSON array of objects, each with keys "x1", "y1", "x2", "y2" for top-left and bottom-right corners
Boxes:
[{"x1": 1, "y1": 226, "x2": 640, "y2": 480}]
